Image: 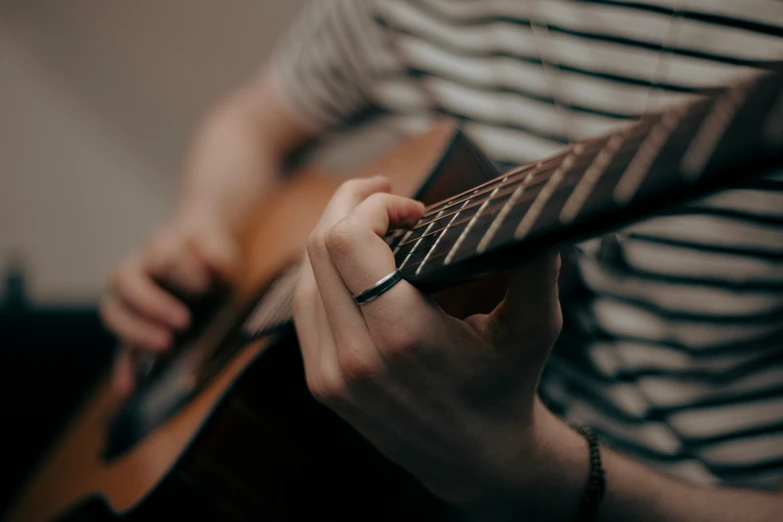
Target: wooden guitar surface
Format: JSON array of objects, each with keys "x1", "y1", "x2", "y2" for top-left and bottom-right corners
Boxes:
[{"x1": 6, "y1": 121, "x2": 467, "y2": 522}]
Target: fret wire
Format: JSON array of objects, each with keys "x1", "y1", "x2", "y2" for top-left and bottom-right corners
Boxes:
[
  {"x1": 514, "y1": 145, "x2": 581, "y2": 240},
  {"x1": 613, "y1": 106, "x2": 687, "y2": 205},
  {"x1": 401, "y1": 160, "x2": 626, "y2": 260},
  {"x1": 399, "y1": 116, "x2": 661, "y2": 252},
  {"x1": 416, "y1": 198, "x2": 473, "y2": 275},
  {"x1": 421, "y1": 164, "x2": 540, "y2": 221},
  {"x1": 445, "y1": 179, "x2": 505, "y2": 265},
  {"x1": 416, "y1": 128, "x2": 646, "y2": 236},
  {"x1": 763, "y1": 91, "x2": 783, "y2": 148},
  {"x1": 410, "y1": 166, "x2": 559, "y2": 238},
  {"x1": 410, "y1": 138, "x2": 610, "y2": 239},
  {"x1": 398, "y1": 169, "x2": 557, "y2": 249},
  {"x1": 560, "y1": 133, "x2": 625, "y2": 224},
  {"x1": 680, "y1": 83, "x2": 750, "y2": 180},
  {"x1": 477, "y1": 172, "x2": 535, "y2": 253},
  {"x1": 399, "y1": 209, "x2": 445, "y2": 270},
  {"x1": 423, "y1": 164, "x2": 533, "y2": 218},
  {"x1": 421, "y1": 137, "x2": 606, "y2": 219},
  {"x1": 392, "y1": 228, "x2": 415, "y2": 255}
]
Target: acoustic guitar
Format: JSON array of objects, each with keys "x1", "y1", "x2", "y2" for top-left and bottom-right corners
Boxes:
[{"x1": 6, "y1": 65, "x2": 783, "y2": 522}]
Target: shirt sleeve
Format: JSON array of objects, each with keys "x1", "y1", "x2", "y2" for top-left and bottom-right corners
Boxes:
[{"x1": 270, "y1": 0, "x2": 392, "y2": 133}]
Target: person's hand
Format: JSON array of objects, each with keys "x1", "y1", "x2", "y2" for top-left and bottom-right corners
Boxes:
[
  {"x1": 101, "y1": 211, "x2": 240, "y2": 396},
  {"x1": 293, "y1": 177, "x2": 584, "y2": 519}
]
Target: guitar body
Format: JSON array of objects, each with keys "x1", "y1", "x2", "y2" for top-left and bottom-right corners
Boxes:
[{"x1": 6, "y1": 121, "x2": 505, "y2": 522}]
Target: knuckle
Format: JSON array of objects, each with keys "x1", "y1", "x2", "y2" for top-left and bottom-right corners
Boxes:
[
  {"x1": 338, "y1": 178, "x2": 365, "y2": 198},
  {"x1": 338, "y1": 351, "x2": 377, "y2": 385},
  {"x1": 376, "y1": 329, "x2": 419, "y2": 361},
  {"x1": 306, "y1": 229, "x2": 327, "y2": 258},
  {"x1": 308, "y1": 372, "x2": 348, "y2": 406},
  {"x1": 323, "y1": 220, "x2": 356, "y2": 257},
  {"x1": 148, "y1": 227, "x2": 176, "y2": 249},
  {"x1": 364, "y1": 191, "x2": 390, "y2": 208}
]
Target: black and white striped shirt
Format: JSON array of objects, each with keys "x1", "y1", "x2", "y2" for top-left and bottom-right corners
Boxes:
[{"x1": 272, "y1": 0, "x2": 783, "y2": 490}]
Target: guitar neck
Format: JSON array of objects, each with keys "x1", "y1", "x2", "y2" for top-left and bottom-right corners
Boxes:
[{"x1": 391, "y1": 65, "x2": 783, "y2": 292}]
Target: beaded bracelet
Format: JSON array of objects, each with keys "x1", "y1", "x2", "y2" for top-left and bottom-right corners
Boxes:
[{"x1": 572, "y1": 425, "x2": 606, "y2": 522}]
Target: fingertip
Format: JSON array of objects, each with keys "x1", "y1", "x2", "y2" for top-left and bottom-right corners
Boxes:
[
  {"x1": 371, "y1": 174, "x2": 392, "y2": 192},
  {"x1": 413, "y1": 200, "x2": 427, "y2": 218},
  {"x1": 170, "y1": 305, "x2": 191, "y2": 331}
]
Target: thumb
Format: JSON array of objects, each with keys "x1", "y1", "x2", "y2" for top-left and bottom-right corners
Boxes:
[{"x1": 488, "y1": 252, "x2": 562, "y2": 355}]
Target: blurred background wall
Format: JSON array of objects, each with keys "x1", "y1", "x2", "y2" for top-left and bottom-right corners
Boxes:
[{"x1": 0, "y1": 0, "x2": 306, "y2": 304}]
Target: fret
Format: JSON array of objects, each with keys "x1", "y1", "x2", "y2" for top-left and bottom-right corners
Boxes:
[
  {"x1": 421, "y1": 163, "x2": 535, "y2": 220},
  {"x1": 680, "y1": 84, "x2": 749, "y2": 180},
  {"x1": 477, "y1": 172, "x2": 534, "y2": 253},
  {"x1": 614, "y1": 107, "x2": 686, "y2": 205},
  {"x1": 444, "y1": 179, "x2": 506, "y2": 265},
  {"x1": 381, "y1": 67, "x2": 783, "y2": 295},
  {"x1": 560, "y1": 133, "x2": 625, "y2": 224},
  {"x1": 763, "y1": 92, "x2": 783, "y2": 148},
  {"x1": 389, "y1": 228, "x2": 413, "y2": 255},
  {"x1": 514, "y1": 146, "x2": 582, "y2": 239},
  {"x1": 416, "y1": 198, "x2": 472, "y2": 275},
  {"x1": 398, "y1": 210, "x2": 444, "y2": 270}
]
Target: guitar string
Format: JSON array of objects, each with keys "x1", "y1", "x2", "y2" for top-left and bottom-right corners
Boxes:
[
  {"x1": 407, "y1": 118, "x2": 656, "y2": 238},
  {"x1": 396, "y1": 166, "x2": 622, "y2": 257},
  {"x1": 420, "y1": 137, "x2": 597, "y2": 218},
  {"x1": 413, "y1": 124, "x2": 648, "y2": 229}
]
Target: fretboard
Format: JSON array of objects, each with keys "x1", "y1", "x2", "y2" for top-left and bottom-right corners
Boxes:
[
  {"x1": 243, "y1": 65, "x2": 783, "y2": 340},
  {"x1": 389, "y1": 65, "x2": 783, "y2": 291}
]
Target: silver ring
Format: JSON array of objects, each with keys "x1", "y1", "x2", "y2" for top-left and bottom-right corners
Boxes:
[{"x1": 352, "y1": 269, "x2": 403, "y2": 305}]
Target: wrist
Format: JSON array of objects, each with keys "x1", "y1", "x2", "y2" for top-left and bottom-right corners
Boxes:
[{"x1": 458, "y1": 401, "x2": 590, "y2": 521}]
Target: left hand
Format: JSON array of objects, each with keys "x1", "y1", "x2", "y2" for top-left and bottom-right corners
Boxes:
[{"x1": 293, "y1": 177, "x2": 581, "y2": 518}]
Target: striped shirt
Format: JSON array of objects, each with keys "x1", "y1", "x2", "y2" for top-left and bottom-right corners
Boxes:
[{"x1": 271, "y1": 0, "x2": 783, "y2": 490}]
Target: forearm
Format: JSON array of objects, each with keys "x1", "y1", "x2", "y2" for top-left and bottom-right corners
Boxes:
[
  {"x1": 598, "y1": 447, "x2": 783, "y2": 522},
  {"x1": 173, "y1": 67, "x2": 314, "y2": 229},
  {"x1": 463, "y1": 405, "x2": 782, "y2": 522},
  {"x1": 514, "y1": 408, "x2": 783, "y2": 522}
]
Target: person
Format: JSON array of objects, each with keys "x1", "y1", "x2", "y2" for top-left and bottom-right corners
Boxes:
[{"x1": 99, "y1": 0, "x2": 783, "y2": 520}]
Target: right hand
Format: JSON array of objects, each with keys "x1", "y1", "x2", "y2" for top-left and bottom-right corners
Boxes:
[{"x1": 101, "y1": 214, "x2": 240, "y2": 396}]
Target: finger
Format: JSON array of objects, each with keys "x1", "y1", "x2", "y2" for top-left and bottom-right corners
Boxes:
[
  {"x1": 324, "y1": 193, "x2": 437, "y2": 354},
  {"x1": 294, "y1": 253, "x2": 331, "y2": 368},
  {"x1": 145, "y1": 237, "x2": 213, "y2": 297},
  {"x1": 489, "y1": 252, "x2": 562, "y2": 353},
  {"x1": 307, "y1": 179, "x2": 397, "y2": 375},
  {"x1": 112, "y1": 260, "x2": 190, "y2": 329},
  {"x1": 293, "y1": 253, "x2": 346, "y2": 405},
  {"x1": 326, "y1": 193, "x2": 424, "y2": 287},
  {"x1": 318, "y1": 176, "x2": 392, "y2": 229},
  {"x1": 100, "y1": 295, "x2": 172, "y2": 351},
  {"x1": 112, "y1": 348, "x2": 135, "y2": 396}
]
